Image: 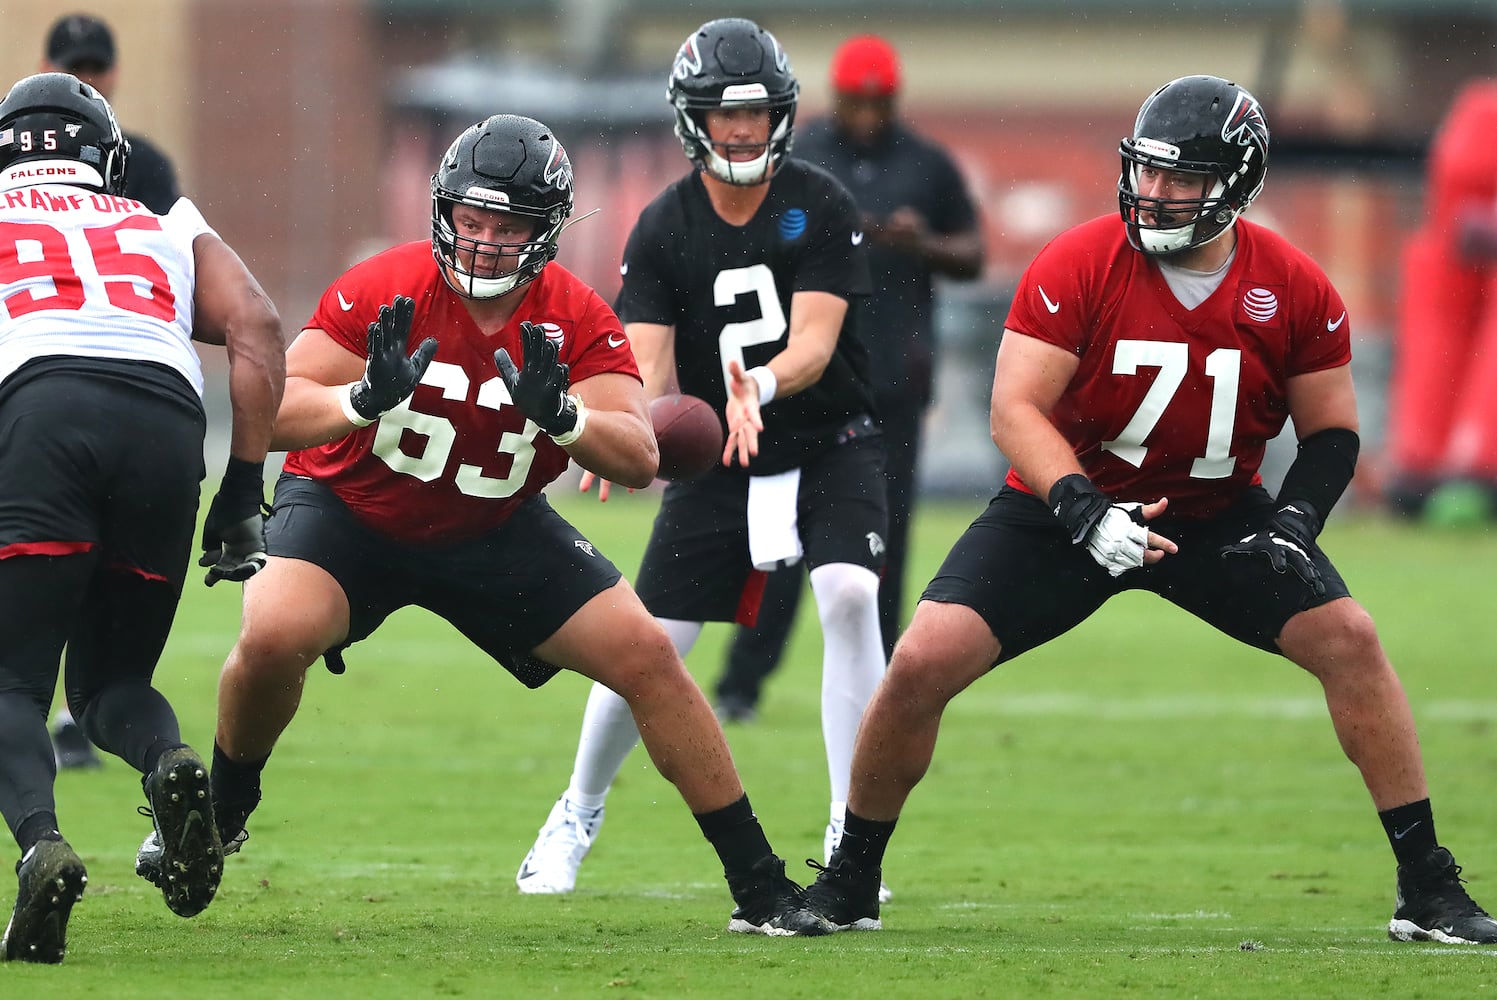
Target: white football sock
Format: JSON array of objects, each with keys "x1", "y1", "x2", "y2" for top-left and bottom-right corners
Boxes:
[{"x1": 809, "y1": 562, "x2": 885, "y2": 806}]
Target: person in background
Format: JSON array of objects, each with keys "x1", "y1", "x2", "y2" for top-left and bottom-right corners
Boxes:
[
  {"x1": 1386, "y1": 79, "x2": 1497, "y2": 525},
  {"x1": 711, "y1": 34, "x2": 984, "y2": 725},
  {"x1": 44, "y1": 11, "x2": 186, "y2": 770},
  {"x1": 0, "y1": 73, "x2": 283, "y2": 962}
]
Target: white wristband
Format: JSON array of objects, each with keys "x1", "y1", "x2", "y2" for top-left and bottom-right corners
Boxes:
[
  {"x1": 549, "y1": 395, "x2": 588, "y2": 447},
  {"x1": 337, "y1": 382, "x2": 376, "y2": 428},
  {"x1": 746, "y1": 366, "x2": 777, "y2": 406}
]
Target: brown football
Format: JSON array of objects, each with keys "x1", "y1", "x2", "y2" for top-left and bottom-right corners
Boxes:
[{"x1": 650, "y1": 394, "x2": 723, "y2": 480}]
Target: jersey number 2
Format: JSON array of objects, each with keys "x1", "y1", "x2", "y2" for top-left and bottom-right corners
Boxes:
[
  {"x1": 714, "y1": 264, "x2": 785, "y2": 396},
  {"x1": 1102, "y1": 340, "x2": 1240, "y2": 479}
]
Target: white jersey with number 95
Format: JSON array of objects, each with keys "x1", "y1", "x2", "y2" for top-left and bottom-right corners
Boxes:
[{"x1": 0, "y1": 181, "x2": 212, "y2": 396}]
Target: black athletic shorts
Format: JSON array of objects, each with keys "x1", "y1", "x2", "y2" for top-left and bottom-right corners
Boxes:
[
  {"x1": 635, "y1": 431, "x2": 887, "y2": 624},
  {"x1": 266, "y1": 474, "x2": 623, "y2": 688},
  {"x1": 922, "y1": 484, "x2": 1350, "y2": 662},
  {"x1": 0, "y1": 358, "x2": 204, "y2": 583},
  {"x1": 0, "y1": 359, "x2": 205, "y2": 700}
]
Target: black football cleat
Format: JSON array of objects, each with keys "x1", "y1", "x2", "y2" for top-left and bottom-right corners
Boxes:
[
  {"x1": 802, "y1": 854, "x2": 883, "y2": 931},
  {"x1": 140, "y1": 748, "x2": 223, "y2": 918},
  {"x1": 725, "y1": 855, "x2": 832, "y2": 936},
  {"x1": 2, "y1": 839, "x2": 87, "y2": 964},
  {"x1": 1389, "y1": 846, "x2": 1497, "y2": 944}
]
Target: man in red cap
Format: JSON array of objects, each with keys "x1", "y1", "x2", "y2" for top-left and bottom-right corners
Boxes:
[{"x1": 712, "y1": 34, "x2": 985, "y2": 758}]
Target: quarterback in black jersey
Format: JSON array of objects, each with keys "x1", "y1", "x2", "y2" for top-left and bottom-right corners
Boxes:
[{"x1": 519, "y1": 17, "x2": 892, "y2": 902}]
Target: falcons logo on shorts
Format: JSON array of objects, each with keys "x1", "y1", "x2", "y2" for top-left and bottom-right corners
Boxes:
[{"x1": 866, "y1": 532, "x2": 886, "y2": 558}]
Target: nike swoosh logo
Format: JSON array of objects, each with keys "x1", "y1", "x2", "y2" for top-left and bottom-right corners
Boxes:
[
  {"x1": 607, "y1": 334, "x2": 625, "y2": 348},
  {"x1": 1393, "y1": 821, "x2": 1422, "y2": 840},
  {"x1": 619, "y1": 263, "x2": 629, "y2": 276},
  {"x1": 1038, "y1": 285, "x2": 1060, "y2": 314},
  {"x1": 1326, "y1": 311, "x2": 1346, "y2": 332},
  {"x1": 851, "y1": 232, "x2": 865, "y2": 246},
  {"x1": 337, "y1": 291, "x2": 354, "y2": 312}
]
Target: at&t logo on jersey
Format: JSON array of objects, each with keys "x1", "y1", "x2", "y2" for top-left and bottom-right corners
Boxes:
[
  {"x1": 535, "y1": 321, "x2": 565, "y2": 348},
  {"x1": 778, "y1": 207, "x2": 807, "y2": 242},
  {"x1": 1241, "y1": 286, "x2": 1279, "y2": 324}
]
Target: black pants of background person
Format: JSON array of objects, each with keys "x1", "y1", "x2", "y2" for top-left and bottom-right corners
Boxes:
[{"x1": 713, "y1": 401, "x2": 921, "y2": 717}]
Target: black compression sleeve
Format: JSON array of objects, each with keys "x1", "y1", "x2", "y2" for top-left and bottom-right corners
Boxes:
[{"x1": 1276, "y1": 427, "x2": 1360, "y2": 531}]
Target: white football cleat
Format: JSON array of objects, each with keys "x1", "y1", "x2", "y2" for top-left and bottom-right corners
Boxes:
[{"x1": 516, "y1": 796, "x2": 604, "y2": 895}]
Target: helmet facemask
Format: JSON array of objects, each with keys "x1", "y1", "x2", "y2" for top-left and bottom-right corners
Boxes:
[
  {"x1": 432, "y1": 197, "x2": 566, "y2": 299},
  {"x1": 1119, "y1": 139, "x2": 1255, "y2": 255}
]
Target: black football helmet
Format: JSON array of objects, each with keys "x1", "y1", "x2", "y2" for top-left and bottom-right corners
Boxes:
[
  {"x1": 668, "y1": 17, "x2": 798, "y2": 185},
  {"x1": 431, "y1": 114, "x2": 574, "y2": 299},
  {"x1": 0, "y1": 72, "x2": 128, "y2": 195},
  {"x1": 1118, "y1": 75, "x2": 1269, "y2": 256}
]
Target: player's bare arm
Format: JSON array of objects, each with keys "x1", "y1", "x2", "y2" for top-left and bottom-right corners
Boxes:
[
  {"x1": 722, "y1": 290, "x2": 847, "y2": 465},
  {"x1": 191, "y1": 233, "x2": 285, "y2": 463},
  {"x1": 991, "y1": 329, "x2": 1175, "y2": 570},
  {"x1": 989, "y1": 329, "x2": 1087, "y2": 496},
  {"x1": 563, "y1": 371, "x2": 658, "y2": 489},
  {"x1": 1285, "y1": 363, "x2": 1360, "y2": 439},
  {"x1": 627, "y1": 322, "x2": 678, "y2": 398},
  {"x1": 578, "y1": 321, "x2": 675, "y2": 500},
  {"x1": 269, "y1": 328, "x2": 372, "y2": 451}
]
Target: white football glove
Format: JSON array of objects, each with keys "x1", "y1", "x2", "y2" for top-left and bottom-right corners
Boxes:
[{"x1": 1084, "y1": 503, "x2": 1149, "y2": 577}]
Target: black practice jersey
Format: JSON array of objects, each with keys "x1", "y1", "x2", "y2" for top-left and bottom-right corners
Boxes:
[{"x1": 616, "y1": 160, "x2": 874, "y2": 473}]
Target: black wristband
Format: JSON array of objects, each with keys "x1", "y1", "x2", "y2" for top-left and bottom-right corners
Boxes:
[
  {"x1": 1277, "y1": 427, "x2": 1359, "y2": 533},
  {"x1": 220, "y1": 456, "x2": 265, "y2": 491},
  {"x1": 1048, "y1": 473, "x2": 1111, "y2": 545}
]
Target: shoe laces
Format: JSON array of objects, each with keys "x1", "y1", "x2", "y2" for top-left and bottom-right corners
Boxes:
[{"x1": 535, "y1": 805, "x2": 597, "y2": 862}]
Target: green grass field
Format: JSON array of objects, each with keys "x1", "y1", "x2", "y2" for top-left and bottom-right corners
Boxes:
[{"x1": 13, "y1": 489, "x2": 1497, "y2": 997}]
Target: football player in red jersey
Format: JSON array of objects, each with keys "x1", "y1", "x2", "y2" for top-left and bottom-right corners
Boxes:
[
  {"x1": 801, "y1": 75, "x2": 1497, "y2": 944},
  {"x1": 0, "y1": 74, "x2": 284, "y2": 961},
  {"x1": 184, "y1": 114, "x2": 828, "y2": 937}
]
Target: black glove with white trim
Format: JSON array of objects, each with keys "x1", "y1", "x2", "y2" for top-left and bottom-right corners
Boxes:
[
  {"x1": 1220, "y1": 501, "x2": 1325, "y2": 596},
  {"x1": 1049, "y1": 473, "x2": 1149, "y2": 577},
  {"x1": 494, "y1": 320, "x2": 579, "y2": 436},
  {"x1": 349, "y1": 295, "x2": 438, "y2": 421}
]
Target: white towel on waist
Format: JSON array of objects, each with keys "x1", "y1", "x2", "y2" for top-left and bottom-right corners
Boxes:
[{"x1": 747, "y1": 468, "x2": 803, "y2": 571}]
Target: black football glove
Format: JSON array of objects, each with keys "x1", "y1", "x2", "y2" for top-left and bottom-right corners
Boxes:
[
  {"x1": 348, "y1": 295, "x2": 438, "y2": 421},
  {"x1": 1049, "y1": 473, "x2": 1150, "y2": 576},
  {"x1": 493, "y1": 320, "x2": 579, "y2": 436},
  {"x1": 199, "y1": 457, "x2": 268, "y2": 587},
  {"x1": 1221, "y1": 501, "x2": 1325, "y2": 596}
]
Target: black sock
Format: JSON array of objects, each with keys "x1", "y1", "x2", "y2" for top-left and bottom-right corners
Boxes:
[
  {"x1": 16, "y1": 813, "x2": 62, "y2": 855},
  {"x1": 838, "y1": 808, "x2": 897, "y2": 871},
  {"x1": 1380, "y1": 798, "x2": 1437, "y2": 866},
  {"x1": 141, "y1": 737, "x2": 189, "y2": 780},
  {"x1": 695, "y1": 794, "x2": 774, "y2": 877},
  {"x1": 211, "y1": 742, "x2": 268, "y2": 836}
]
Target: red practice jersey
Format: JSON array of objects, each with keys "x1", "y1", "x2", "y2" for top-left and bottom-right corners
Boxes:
[
  {"x1": 283, "y1": 243, "x2": 639, "y2": 544},
  {"x1": 1003, "y1": 216, "x2": 1351, "y2": 519}
]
